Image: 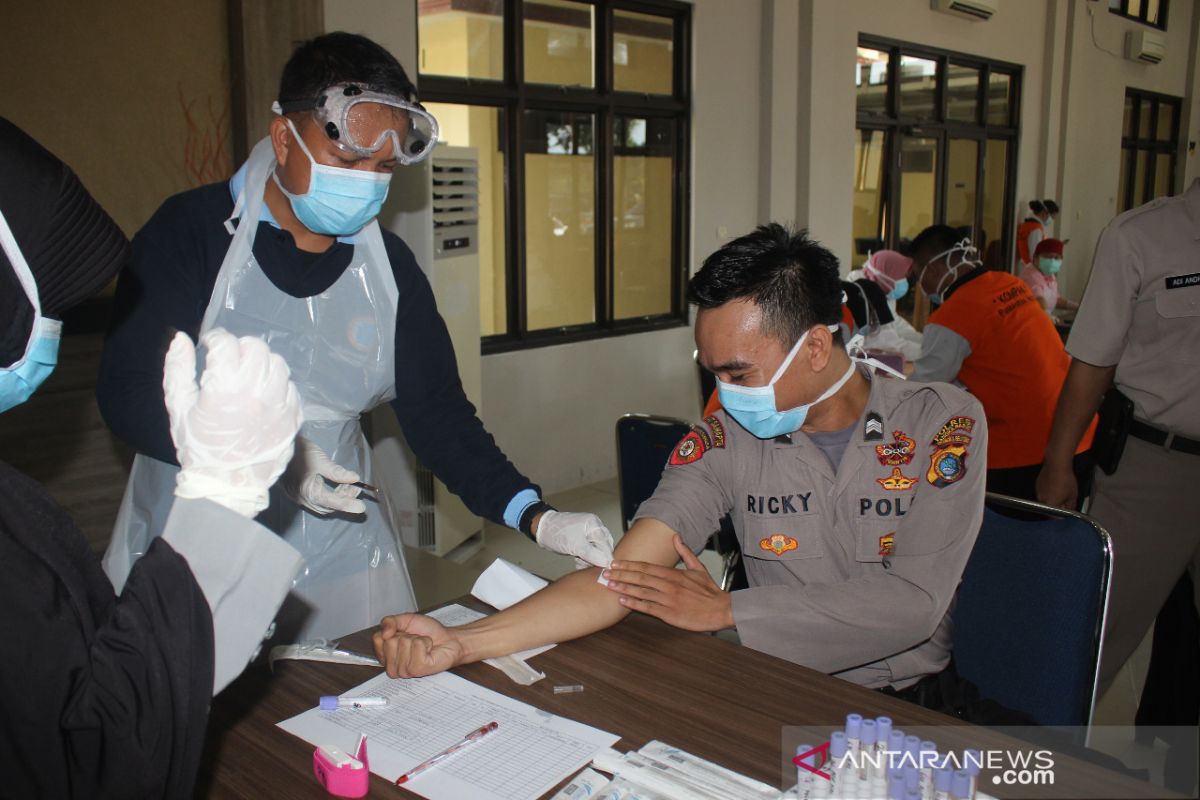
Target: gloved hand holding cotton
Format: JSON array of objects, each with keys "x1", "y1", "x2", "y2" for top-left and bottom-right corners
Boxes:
[
  {"x1": 166, "y1": 329, "x2": 303, "y2": 518},
  {"x1": 535, "y1": 510, "x2": 615, "y2": 569},
  {"x1": 282, "y1": 435, "x2": 367, "y2": 516}
]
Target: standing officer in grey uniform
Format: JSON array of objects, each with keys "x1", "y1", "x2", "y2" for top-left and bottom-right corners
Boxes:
[
  {"x1": 1038, "y1": 179, "x2": 1200, "y2": 692},
  {"x1": 368, "y1": 225, "x2": 988, "y2": 694}
]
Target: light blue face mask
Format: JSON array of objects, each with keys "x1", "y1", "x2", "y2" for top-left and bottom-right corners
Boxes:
[
  {"x1": 273, "y1": 118, "x2": 392, "y2": 236},
  {"x1": 1037, "y1": 257, "x2": 1062, "y2": 275},
  {"x1": 717, "y1": 325, "x2": 856, "y2": 439},
  {"x1": 888, "y1": 278, "x2": 909, "y2": 302},
  {"x1": 0, "y1": 209, "x2": 61, "y2": 413}
]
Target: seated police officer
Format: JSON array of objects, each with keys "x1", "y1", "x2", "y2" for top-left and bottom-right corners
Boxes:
[{"x1": 372, "y1": 224, "x2": 987, "y2": 696}]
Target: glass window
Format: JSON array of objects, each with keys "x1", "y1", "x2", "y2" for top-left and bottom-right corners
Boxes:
[
  {"x1": 852, "y1": 129, "x2": 888, "y2": 268},
  {"x1": 1118, "y1": 148, "x2": 1133, "y2": 212},
  {"x1": 946, "y1": 64, "x2": 980, "y2": 123},
  {"x1": 1138, "y1": 98, "x2": 1153, "y2": 140},
  {"x1": 524, "y1": 110, "x2": 595, "y2": 331},
  {"x1": 1153, "y1": 152, "x2": 1172, "y2": 199},
  {"x1": 613, "y1": 116, "x2": 674, "y2": 319},
  {"x1": 1136, "y1": 150, "x2": 1152, "y2": 206},
  {"x1": 524, "y1": 0, "x2": 594, "y2": 87},
  {"x1": 425, "y1": 103, "x2": 508, "y2": 336},
  {"x1": 1156, "y1": 101, "x2": 1175, "y2": 142},
  {"x1": 898, "y1": 136, "x2": 938, "y2": 240},
  {"x1": 613, "y1": 9, "x2": 674, "y2": 94},
  {"x1": 987, "y1": 72, "x2": 1011, "y2": 126},
  {"x1": 418, "y1": 0, "x2": 504, "y2": 82},
  {"x1": 946, "y1": 139, "x2": 979, "y2": 236},
  {"x1": 898, "y1": 55, "x2": 936, "y2": 120},
  {"x1": 1122, "y1": 95, "x2": 1134, "y2": 138},
  {"x1": 980, "y1": 139, "x2": 1009, "y2": 267},
  {"x1": 856, "y1": 47, "x2": 890, "y2": 119}
]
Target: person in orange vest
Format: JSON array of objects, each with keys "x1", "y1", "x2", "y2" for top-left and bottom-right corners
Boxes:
[
  {"x1": 1015, "y1": 199, "x2": 1053, "y2": 266},
  {"x1": 909, "y1": 225, "x2": 1095, "y2": 504}
]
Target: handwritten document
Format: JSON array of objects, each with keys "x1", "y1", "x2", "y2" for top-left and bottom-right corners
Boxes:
[{"x1": 278, "y1": 670, "x2": 619, "y2": 800}]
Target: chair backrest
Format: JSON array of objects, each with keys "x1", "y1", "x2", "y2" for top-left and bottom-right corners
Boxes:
[
  {"x1": 615, "y1": 414, "x2": 693, "y2": 531},
  {"x1": 952, "y1": 493, "x2": 1112, "y2": 731}
]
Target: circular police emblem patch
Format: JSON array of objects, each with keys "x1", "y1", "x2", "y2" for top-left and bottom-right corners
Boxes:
[
  {"x1": 926, "y1": 443, "x2": 968, "y2": 488},
  {"x1": 669, "y1": 430, "x2": 706, "y2": 466}
]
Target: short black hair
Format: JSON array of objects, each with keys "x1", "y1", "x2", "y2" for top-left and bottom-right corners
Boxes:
[
  {"x1": 908, "y1": 224, "x2": 963, "y2": 267},
  {"x1": 687, "y1": 223, "x2": 842, "y2": 346},
  {"x1": 1029, "y1": 199, "x2": 1046, "y2": 215},
  {"x1": 1042, "y1": 199, "x2": 1059, "y2": 215},
  {"x1": 278, "y1": 32, "x2": 417, "y2": 106}
]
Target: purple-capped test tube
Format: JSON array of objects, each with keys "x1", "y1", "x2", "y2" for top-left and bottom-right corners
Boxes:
[
  {"x1": 845, "y1": 713, "x2": 863, "y2": 757},
  {"x1": 829, "y1": 730, "x2": 847, "y2": 780},
  {"x1": 934, "y1": 766, "x2": 953, "y2": 799},
  {"x1": 860, "y1": 719, "x2": 878, "y2": 778},
  {"x1": 964, "y1": 749, "x2": 982, "y2": 799},
  {"x1": 795, "y1": 743, "x2": 816, "y2": 790},
  {"x1": 951, "y1": 769, "x2": 972, "y2": 800}
]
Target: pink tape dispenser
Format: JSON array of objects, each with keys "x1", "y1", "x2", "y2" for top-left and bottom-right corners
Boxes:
[{"x1": 313, "y1": 734, "x2": 369, "y2": 798}]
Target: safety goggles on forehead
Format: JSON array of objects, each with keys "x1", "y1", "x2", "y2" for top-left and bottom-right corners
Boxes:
[{"x1": 273, "y1": 83, "x2": 439, "y2": 164}]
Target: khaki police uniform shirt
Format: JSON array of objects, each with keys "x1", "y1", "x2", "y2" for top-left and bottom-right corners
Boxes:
[
  {"x1": 1067, "y1": 178, "x2": 1200, "y2": 439},
  {"x1": 634, "y1": 371, "x2": 987, "y2": 690}
]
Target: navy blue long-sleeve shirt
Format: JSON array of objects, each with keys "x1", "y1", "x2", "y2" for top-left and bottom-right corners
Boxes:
[{"x1": 97, "y1": 180, "x2": 537, "y2": 526}]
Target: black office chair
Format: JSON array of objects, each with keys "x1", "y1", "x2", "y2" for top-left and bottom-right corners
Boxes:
[
  {"x1": 614, "y1": 413, "x2": 745, "y2": 591},
  {"x1": 952, "y1": 492, "x2": 1112, "y2": 738}
]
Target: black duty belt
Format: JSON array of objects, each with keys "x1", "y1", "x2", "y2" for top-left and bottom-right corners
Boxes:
[{"x1": 1129, "y1": 419, "x2": 1200, "y2": 456}]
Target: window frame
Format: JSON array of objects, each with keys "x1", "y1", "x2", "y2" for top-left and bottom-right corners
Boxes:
[
  {"x1": 1119, "y1": 88, "x2": 1181, "y2": 212},
  {"x1": 855, "y1": 35, "x2": 1022, "y2": 270},
  {"x1": 1108, "y1": 0, "x2": 1168, "y2": 30},
  {"x1": 418, "y1": 0, "x2": 692, "y2": 353}
]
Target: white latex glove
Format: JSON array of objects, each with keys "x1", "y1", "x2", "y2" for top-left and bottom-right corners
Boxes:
[
  {"x1": 166, "y1": 329, "x2": 303, "y2": 518},
  {"x1": 281, "y1": 435, "x2": 367, "y2": 516},
  {"x1": 534, "y1": 510, "x2": 615, "y2": 569}
]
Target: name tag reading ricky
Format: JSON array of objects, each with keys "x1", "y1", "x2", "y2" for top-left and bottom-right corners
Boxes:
[{"x1": 1165, "y1": 272, "x2": 1200, "y2": 290}]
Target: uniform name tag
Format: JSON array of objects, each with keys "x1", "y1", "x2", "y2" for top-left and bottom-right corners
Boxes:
[{"x1": 1165, "y1": 272, "x2": 1200, "y2": 290}]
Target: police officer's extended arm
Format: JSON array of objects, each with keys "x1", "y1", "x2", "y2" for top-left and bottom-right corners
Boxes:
[
  {"x1": 909, "y1": 324, "x2": 970, "y2": 383},
  {"x1": 373, "y1": 518, "x2": 680, "y2": 678},
  {"x1": 1036, "y1": 359, "x2": 1115, "y2": 508}
]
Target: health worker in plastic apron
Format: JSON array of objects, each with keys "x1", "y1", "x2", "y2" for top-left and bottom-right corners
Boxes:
[{"x1": 99, "y1": 33, "x2": 614, "y2": 642}]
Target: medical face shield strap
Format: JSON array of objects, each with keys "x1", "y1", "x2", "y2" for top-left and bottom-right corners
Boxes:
[
  {"x1": 862, "y1": 254, "x2": 897, "y2": 292},
  {"x1": 923, "y1": 238, "x2": 978, "y2": 300},
  {"x1": 845, "y1": 332, "x2": 907, "y2": 381},
  {"x1": 274, "y1": 83, "x2": 438, "y2": 165}
]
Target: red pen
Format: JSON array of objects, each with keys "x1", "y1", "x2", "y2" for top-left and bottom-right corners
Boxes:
[{"x1": 395, "y1": 721, "x2": 499, "y2": 785}]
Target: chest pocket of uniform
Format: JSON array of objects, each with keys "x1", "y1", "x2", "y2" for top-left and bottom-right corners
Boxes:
[
  {"x1": 854, "y1": 520, "x2": 896, "y2": 564},
  {"x1": 1155, "y1": 284, "x2": 1200, "y2": 364},
  {"x1": 740, "y1": 515, "x2": 824, "y2": 561}
]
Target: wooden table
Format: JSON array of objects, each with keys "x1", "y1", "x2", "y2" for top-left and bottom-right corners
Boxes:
[{"x1": 197, "y1": 599, "x2": 1178, "y2": 799}]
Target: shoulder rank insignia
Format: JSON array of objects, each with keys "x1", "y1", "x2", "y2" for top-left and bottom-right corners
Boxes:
[
  {"x1": 759, "y1": 534, "x2": 798, "y2": 556},
  {"x1": 875, "y1": 430, "x2": 916, "y2": 466},
  {"x1": 927, "y1": 443, "x2": 969, "y2": 487},
  {"x1": 704, "y1": 415, "x2": 726, "y2": 448},
  {"x1": 876, "y1": 467, "x2": 917, "y2": 491},
  {"x1": 864, "y1": 412, "x2": 884, "y2": 441},
  {"x1": 878, "y1": 532, "x2": 895, "y2": 557},
  {"x1": 669, "y1": 430, "x2": 707, "y2": 466},
  {"x1": 931, "y1": 416, "x2": 975, "y2": 447}
]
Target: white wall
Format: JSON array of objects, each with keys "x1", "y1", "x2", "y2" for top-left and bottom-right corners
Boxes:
[{"x1": 329, "y1": 0, "x2": 1200, "y2": 498}]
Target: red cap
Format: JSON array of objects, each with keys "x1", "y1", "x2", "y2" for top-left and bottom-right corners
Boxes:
[{"x1": 1034, "y1": 238, "x2": 1064, "y2": 258}]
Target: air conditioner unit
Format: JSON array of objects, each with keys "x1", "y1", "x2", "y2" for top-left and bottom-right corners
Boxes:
[
  {"x1": 370, "y1": 146, "x2": 485, "y2": 557},
  {"x1": 931, "y1": 0, "x2": 998, "y2": 21},
  {"x1": 1126, "y1": 29, "x2": 1166, "y2": 64}
]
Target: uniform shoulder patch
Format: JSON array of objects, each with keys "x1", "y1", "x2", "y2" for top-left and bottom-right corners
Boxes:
[
  {"x1": 669, "y1": 429, "x2": 707, "y2": 466},
  {"x1": 927, "y1": 443, "x2": 969, "y2": 487},
  {"x1": 931, "y1": 415, "x2": 975, "y2": 447},
  {"x1": 703, "y1": 415, "x2": 726, "y2": 448}
]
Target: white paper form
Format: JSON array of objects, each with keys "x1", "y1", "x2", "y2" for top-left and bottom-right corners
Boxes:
[{"x1": 277, "y1": 670, "x2": 620, "y2": 800}]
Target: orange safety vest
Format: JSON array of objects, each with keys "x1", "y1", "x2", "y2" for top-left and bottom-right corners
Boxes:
[
  {"x1": 1015, "y1": 217, "x2": 1044, "y2": 265},
  {"x1": 929, "y1": 271, "x2": 1095, "y2": 469}
]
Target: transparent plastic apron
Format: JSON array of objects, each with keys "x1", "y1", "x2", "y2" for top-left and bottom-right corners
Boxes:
[{"x1": 104, "y1": 137, "x2": 416, "y2": 639}]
